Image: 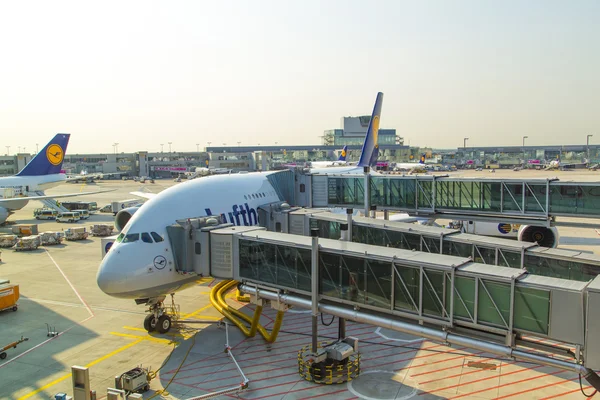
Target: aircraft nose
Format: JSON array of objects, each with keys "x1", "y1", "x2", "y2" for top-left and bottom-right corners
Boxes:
[{"x1": 97, "y1": 253, "x2": 126, "y2": 296}]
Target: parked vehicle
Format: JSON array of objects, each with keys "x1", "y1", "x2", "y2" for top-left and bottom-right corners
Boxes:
[
  {"x1": 34, "y1": 209, "x2": 57, "y2": 220},
  {"x1": 56, "y1": 212, "x2": 79, "y2": 223}
]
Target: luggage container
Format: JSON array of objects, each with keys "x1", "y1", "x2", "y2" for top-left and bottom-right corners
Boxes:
[
  {"x1": 11, "y1": 224, "x2": 39, "y2": 236},
  {"x1": 0, "y1": 235, "x2": 18, "y2": 248},
  {"x1": 39, "y1": 232, "x2": 63, "y2": 246},
  {"x1": 0, "y1": 283, "x2": 19, "y2": 313},
  {"x1": 65, "y1": 227, "x2": 89, "y2": 241},
  {"x1": 90, "y1": 224, "x2": 114, "y2": 237},
  {"x1": 13, "y1": 236, "x2": 40, "y2": 251}
]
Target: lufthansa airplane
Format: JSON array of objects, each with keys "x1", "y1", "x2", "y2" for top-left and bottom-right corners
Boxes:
[
  {"x1": 0, "y1": 134, "x2": 110, "y2": 224},
  {"x1": 309, "y1": 145, "x2": 350, "y2": 168},
  {"x1": 96, "y1": 92, "x2": 385, "y2": 333}
]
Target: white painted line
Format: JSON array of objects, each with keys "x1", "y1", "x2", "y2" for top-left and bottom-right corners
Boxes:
[
  {"x1": 374, "y1": 327, "x2": 424, "y2": 344},
  {"x1": 45, "y1": 249, "x2": 94, "y2": 318},
  {"x1": 347, "y1": 370, "x2": 418, "y2": 400},
  {"x1": 0, "y1": 314, "x2": 94, "y2": 369}
]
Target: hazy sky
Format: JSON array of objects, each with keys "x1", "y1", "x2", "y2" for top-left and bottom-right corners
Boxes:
[{"x1": 1, "y1": 1, "x2": 598, "y2": 154}]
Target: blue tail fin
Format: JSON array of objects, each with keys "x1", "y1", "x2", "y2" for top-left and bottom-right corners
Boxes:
[
  {"x1": 419, "y1": 154, "x2": 426, "y2": 164},
  {"x1": 16, "y1": 133, "x2": 70, "y2": 176},
  {"x1": 357, "y1": 92, "x2": 384, "y2": 168},
  {"x1": 338, "y1": 145, "x2": 348, "y2": 161}
]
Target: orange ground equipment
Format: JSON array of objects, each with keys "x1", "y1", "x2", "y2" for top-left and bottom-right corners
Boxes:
[
  {"x1": 0, "y1": 336, "x2": 28, "y2": 360},
  {"x1": 0, "y1": 282, "x2": 19, "y2": 313}
]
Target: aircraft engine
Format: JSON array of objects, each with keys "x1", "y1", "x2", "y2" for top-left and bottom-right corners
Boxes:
[
  {"x1": 0, "y1": 207, "x2": 9, "y2": 224},
  {"x1": 518, "y1": 225, "x2": 560, "y2": 248},
  {"x1": 115, "y1": 206, "x2": 140, "y2": 232}
]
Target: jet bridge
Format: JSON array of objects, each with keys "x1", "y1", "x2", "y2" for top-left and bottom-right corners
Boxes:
[
  {"x1": 297, "y1": 173, "x2": 600, "y2": 226},
  {"x1": 259, "y1": 206, "x2": 600, "y2": 282},
  {"x1": 173, "y1": 223, "x2": 600, "y2": 390}
]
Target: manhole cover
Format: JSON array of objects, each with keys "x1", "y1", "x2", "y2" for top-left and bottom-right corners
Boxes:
[{"x1": 348, "y1": 370, "x2": 418, "y2": 400}]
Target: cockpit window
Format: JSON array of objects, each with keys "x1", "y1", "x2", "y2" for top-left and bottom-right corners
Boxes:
[
  {"x1": 151, "y1": 232, "x2": 164, "y2": 242},
  {"x1": 116, "y1": 233, "x2": 124, "y2": 243},
  {"x1": 141, "y1": 232, "x2": 153, "y2": 243},
  {"x1": 123, "y1": 233, "x2": 139, "y2": 243}
]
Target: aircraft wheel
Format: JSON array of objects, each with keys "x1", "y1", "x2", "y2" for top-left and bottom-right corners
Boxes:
[
  {"x1": 144, "y1": 314, "x2": 157, "y2": 332},
  {"x1": 157, "y1": 315, "x2": 172, "y2": 334}
]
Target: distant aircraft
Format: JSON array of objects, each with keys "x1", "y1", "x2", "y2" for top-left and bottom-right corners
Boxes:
[
  {"x1": 310, "y1": 145, "x2": 350, "y2": 168},
  {"x1": 393, "y1": 154, "x2": 427, "y2": 173},
  {"x1": 66, "y1": 170, "x2": 122, "y2": 183},
  {"x1": 0, "y1": 134, "x2": 110, "y2": 224},
  {"x1": 96, "y1": 92, "x2": 385, "y2": 334}
]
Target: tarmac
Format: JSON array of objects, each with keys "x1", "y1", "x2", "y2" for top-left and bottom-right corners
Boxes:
[{"x1": 1, "y1": 170, "x2": 600, "y2": 400}]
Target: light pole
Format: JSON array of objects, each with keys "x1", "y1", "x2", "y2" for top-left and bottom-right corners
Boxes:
[
  {"x1": 168, "y1": 142, "x2": 172, "y2": 153},
  {"x1": 587, "y1": 134, "x2": 593, "y2": 163},
  {"x1": 237, "y1": 141, "x2": 241, "y2": 147},
  {"x1": 115, "y1": 143, "x2": 119, "y2": 154},
  {"x1": 18, "y1": 146, "x2": 21, "y2": 153},
  {"x1": 5, "y1": 146, "x2": 9, "y2": 155},
  {"x1": 196, "y1": 143, "x2": 200, "y2": 152},
  {"x1": 36, "y1": 143, "x2": 39, "y2": 154},
  {"x1": 522, "y1": 136, "x2": 528, "y2": 166},
  {"x1": 160, "y1": 144, "x2": 164, "y2": 153}
]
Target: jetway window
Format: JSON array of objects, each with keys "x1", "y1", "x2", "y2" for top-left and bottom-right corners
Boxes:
[
  {"x1": 443, "y1": 241, "x2": 472, "y2": 258},
  {"x1": 141, "y1": 232, "x2": 153, "y2": 243},
  {"x1": 238, "y1": 240, "x2": 312, "y2": 292},
  {"x1": 477, "y1": 280, "x2": 510, "y2": 329},
  {"x1": 514, "y1": 286, "x2": 549, "y2": 334},
  {"x1": 394, "y1": 265, "x2": 419, "y2": 313},
  {"x1": 445, "y1": 275, "x2": 475, "y2": 321},
  {"x1": 195, "y1": 242, "x2": 201, "y2": 254}
]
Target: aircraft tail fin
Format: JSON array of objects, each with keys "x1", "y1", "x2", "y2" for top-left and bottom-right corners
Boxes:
[
  {"x1": 338, "y1": 145, "x2": 348, "y2": 161},
  {"x1": 357, "y1": 92, "x2": 384, "y2": 168},
  {"x1": 419, "y1": 154, "x2": 426, "y2": 164},
  {"x1": 16, "y1": 133, "x2": 70, "y2": 176}
]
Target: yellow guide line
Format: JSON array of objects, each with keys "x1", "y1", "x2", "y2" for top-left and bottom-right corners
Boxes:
[
  {"x1": 18, "y1": 339, "x2": 143, "y2": 400},
  {"x1": 110, "y1": 332, "x2": 175, "y2": 345}
]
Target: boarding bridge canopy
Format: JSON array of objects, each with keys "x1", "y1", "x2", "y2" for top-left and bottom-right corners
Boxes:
[
  {"x1": 265, "y1": 208, "x2": 600, "y2": 282},
  {"x1": 310, "y1": 174, "x2": 600, "y2": 223}
]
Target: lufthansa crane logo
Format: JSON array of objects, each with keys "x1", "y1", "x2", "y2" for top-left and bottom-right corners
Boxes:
[
  {"x1": 341, "y1": 149, "x2": 346, "y2": 157},
  {"x1": 153, "y1": 255, "x2": 167, "y2": 270},
  {"x1": 46, "y1": 144, "x2": 64, "y2": 166},
  {"x1": 371, "y1": 115, "x2": 380, "y2": 148}
]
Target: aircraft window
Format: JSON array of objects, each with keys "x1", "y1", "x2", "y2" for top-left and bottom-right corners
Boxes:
[
  {"x1": 141, "y1": 232, "x2": 153, "y2": 243},
  {"x1": 300, "y1": 184, "x2": 305, "y2": 193},
  {"x1": 123, "y1": 233, "x2": 139, "y2": 243},
  {"x1": 151, "y1": 232, "x2": 164, "y2": 242},
  {"x1": 116, "y1": 233, "x2": 124, "y2": 243},
  {"x1": 244, "y1": 195, "x2": 247, "y2": 200}
]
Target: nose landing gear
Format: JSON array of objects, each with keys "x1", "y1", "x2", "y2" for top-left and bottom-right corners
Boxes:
[{"x1": 143, "y1": 294, "x2": 180, "y2": 334}]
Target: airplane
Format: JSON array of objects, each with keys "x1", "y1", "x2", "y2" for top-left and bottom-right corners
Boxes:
[
  {"x1": 66, "y1": 170, "x2": 121, "y2": 183},
  {"x1": 545, "y1": 157, "x2": 587, "y2": 171},
  {"x1": 185, "y1": 166, "x2": 233, "y2": 179},
  {"x1": 96, "y1": 92, "x2": 385, "y2": 333},
  {"x1": 309, "y1": 145, "x2": 350, "y2": 168},
  {"x1": 0, "y1": 134, "x2": 112, "y2": 224},
  {"x1": 393, "y1": 154, "x2": 427, "y2": 173}
]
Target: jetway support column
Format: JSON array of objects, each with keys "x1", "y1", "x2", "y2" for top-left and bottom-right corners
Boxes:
[
  {"x1": 311, "y1": 228, "x2": 319, "y2": 354},
  {"x1": 363, "y1": 167, "x2": 370, "y2": 217},
  {"x1": 338, "y1": 223, "x2": 348, "y2": 340}
]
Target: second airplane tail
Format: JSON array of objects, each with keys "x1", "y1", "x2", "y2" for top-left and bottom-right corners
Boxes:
[
  {"x1": 338, "y1": 145, "x2": 348, "y2": 161},
  {"x1": 357, "y1": 92, "x2": 384, "y2": 168}
]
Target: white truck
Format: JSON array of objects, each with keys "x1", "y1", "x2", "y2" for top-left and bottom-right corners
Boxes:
[{"x1": 111, "y1": 199, "x2": 142, "y2": 216}]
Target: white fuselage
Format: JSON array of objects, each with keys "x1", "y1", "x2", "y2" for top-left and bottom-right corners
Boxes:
[
  {"x1": 0, "y1": 173, "x2": 66, "y2": 214},
  {"x1": 97, "y1": 172, "x2": 282, "y2": 300}
]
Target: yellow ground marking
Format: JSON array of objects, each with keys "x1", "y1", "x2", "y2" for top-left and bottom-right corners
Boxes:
[
  {"x1": 123, "y1": 326, "x2": 195, "y2": 340},
  {"x1": 181, "y1": 304, "x2": 214, "y2": 320},
  {"x1": 110, "y1": 332, "x2": 175, "y2": 345},
  {"x1": 18, "y1": 339, "x2": 143, "y2": 400},
  {"x1": 195, "y1": 277, "x2": 215, "y2": 285},
  {"x1": 190, "y1": 315, "x2": 222, "y2": 321}
]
